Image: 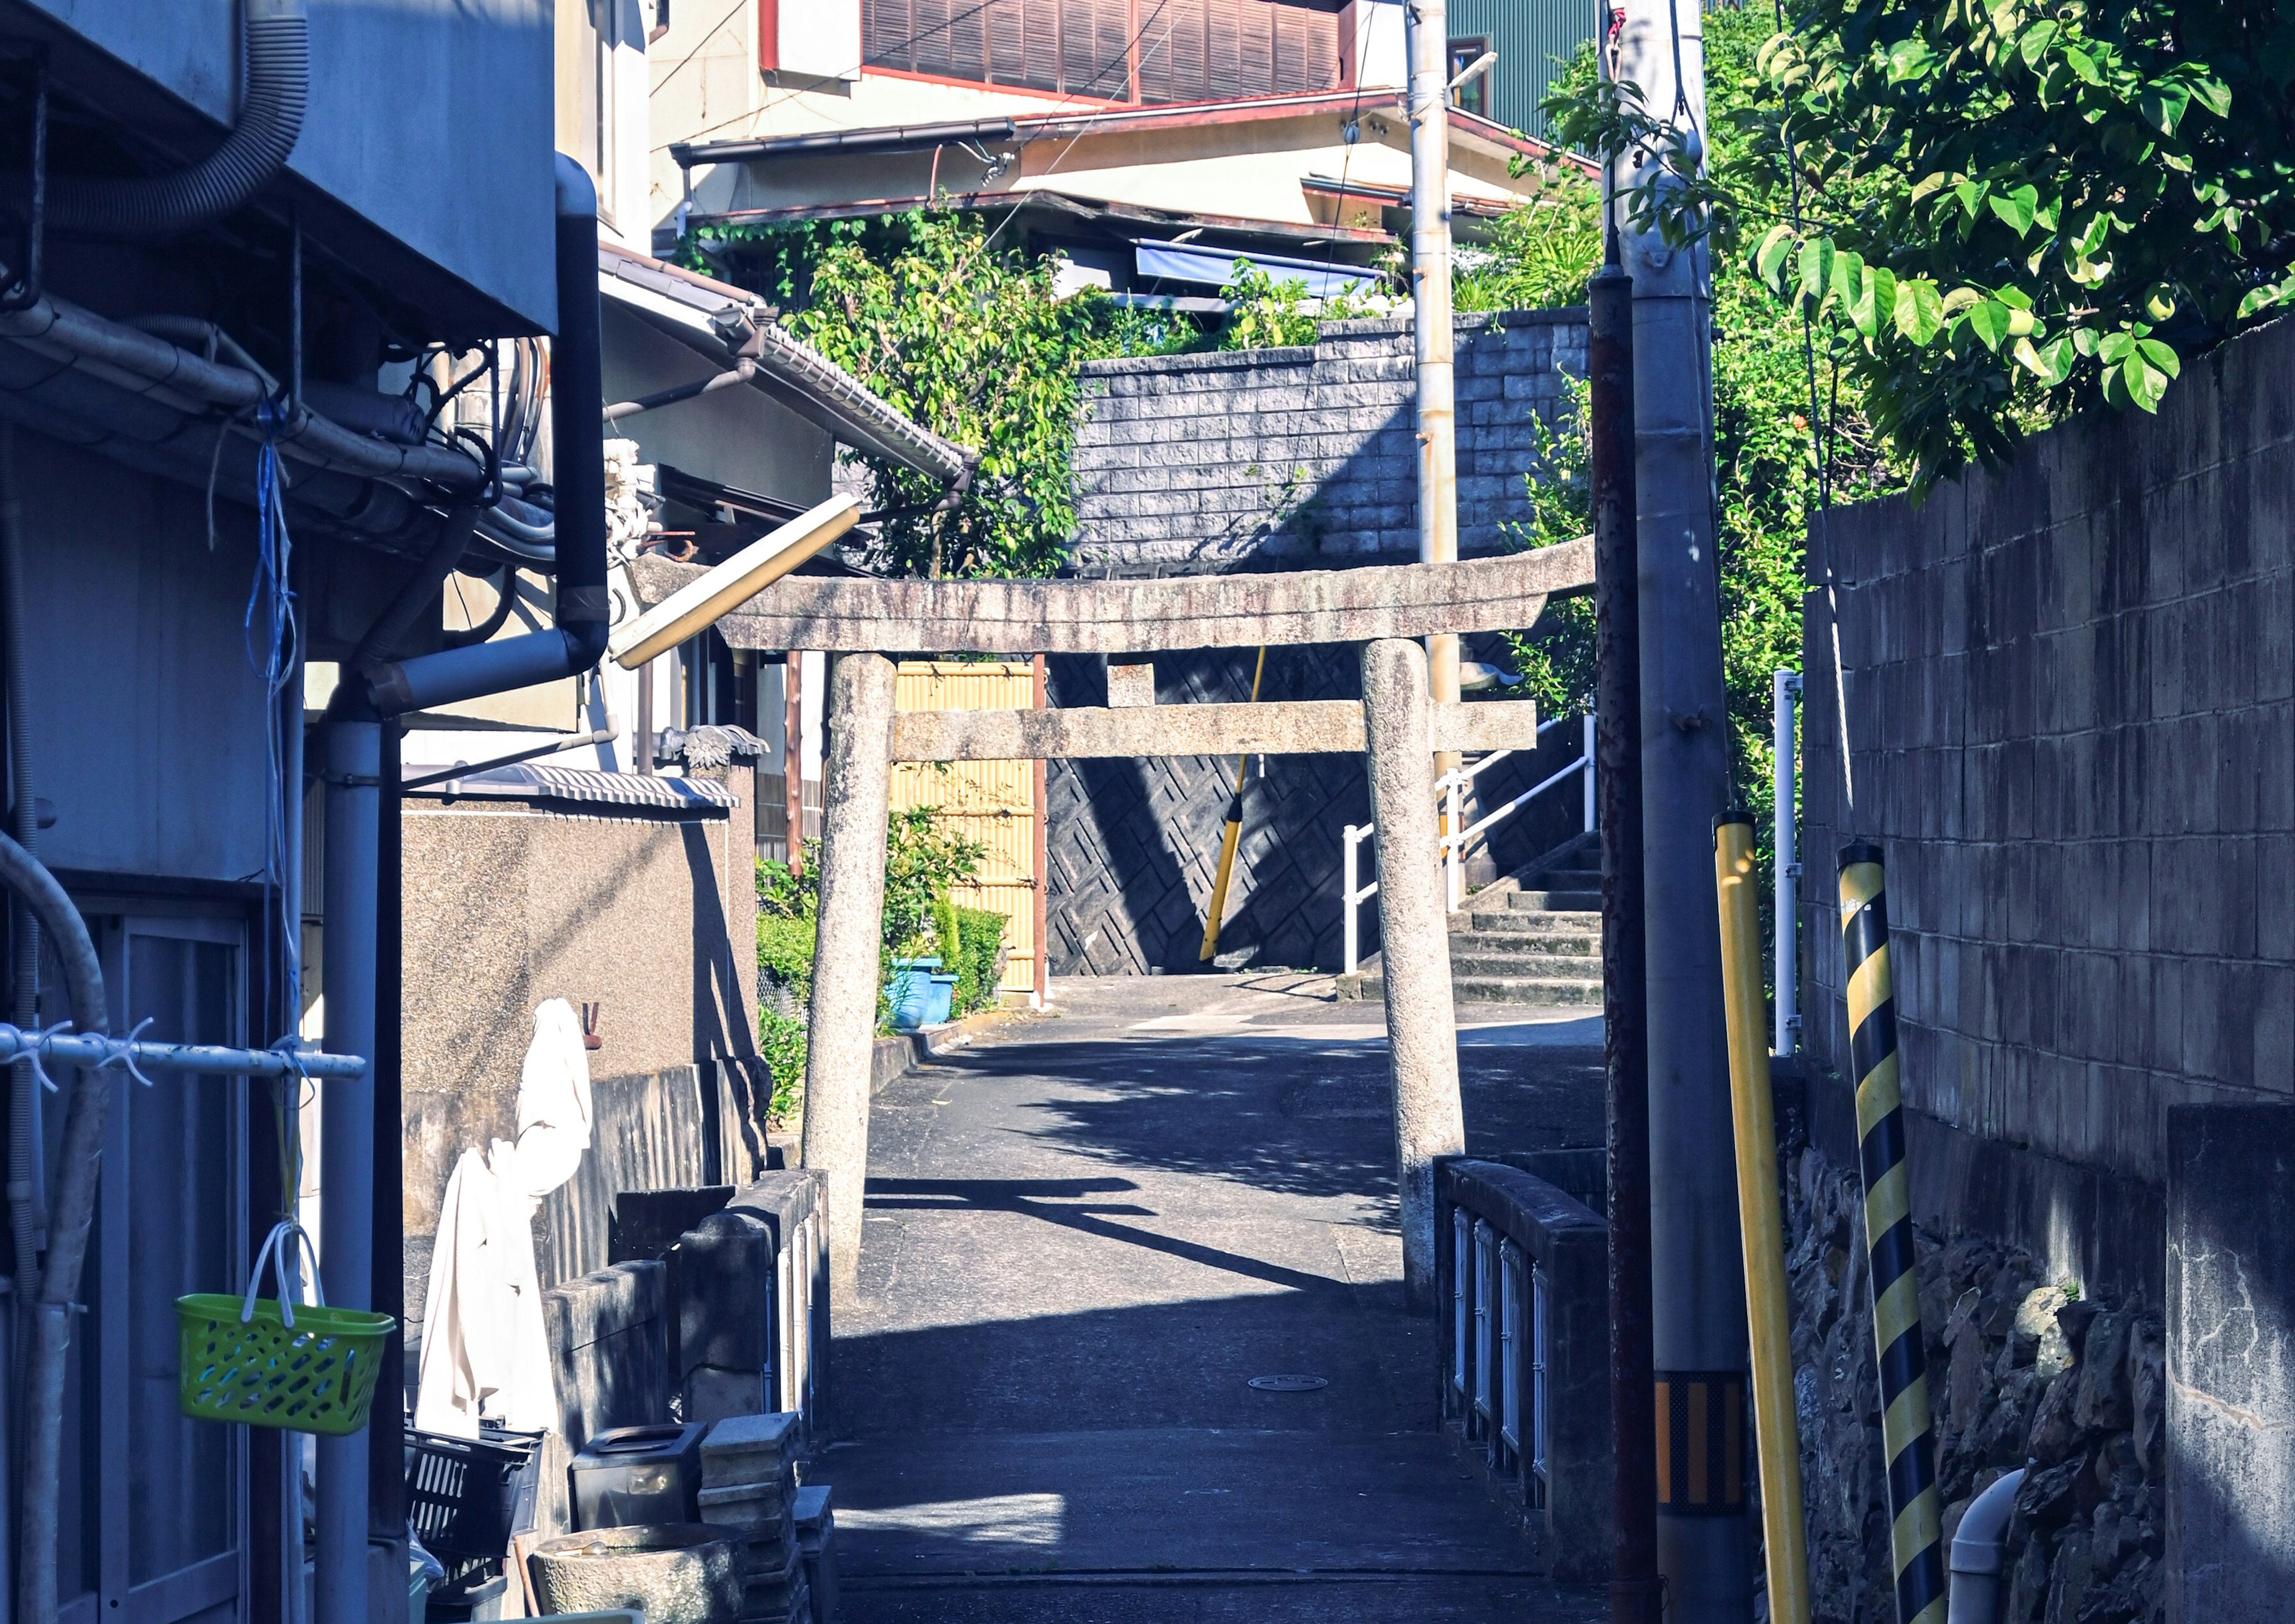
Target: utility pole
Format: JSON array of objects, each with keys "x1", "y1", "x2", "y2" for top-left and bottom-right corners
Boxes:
[
  {"x1": 1612, "y1": 2, "x2": 1755, "y2": 1619},
  {"x1": 1404, "y1": 0, "x2": 1459, "y2": 729},
  {"x1": 1591, "y1": 255, "x2": 1659, "y2": 1624}
]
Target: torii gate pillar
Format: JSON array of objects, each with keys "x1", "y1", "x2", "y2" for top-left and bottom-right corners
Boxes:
[
  {"x1": 799, "y1": 652, "x2": 899, "y2": 1305},
  {"x1": 1361, "y1": 637, "x2": 1465, "y2": 1308}
]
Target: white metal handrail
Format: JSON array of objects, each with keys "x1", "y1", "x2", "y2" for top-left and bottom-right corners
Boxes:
[
  {"x1": 1774, "y1": 669, "x2": 1803, "y2": 1055},
  {"x1": 1342, "y1": 711, "x2": 1596, "y2": 972}
]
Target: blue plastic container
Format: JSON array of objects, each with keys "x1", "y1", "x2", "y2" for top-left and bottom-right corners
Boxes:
[
  {"x1": 924, "y1": 973, "x2": 958, "y2": 1027},
  {"x1": 889, "y1": 958, "x2": 941, "y2": 1031}
]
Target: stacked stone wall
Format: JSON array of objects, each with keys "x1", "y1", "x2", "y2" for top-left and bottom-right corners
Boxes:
[{"x1": 1069, "y1": 309, "x2": 1586, "y2": 569}]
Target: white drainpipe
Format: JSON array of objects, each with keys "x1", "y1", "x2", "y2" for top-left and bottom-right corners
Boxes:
[{"x1": 1946, "y1": 1466, "x2": 2027, "y2": 1624}]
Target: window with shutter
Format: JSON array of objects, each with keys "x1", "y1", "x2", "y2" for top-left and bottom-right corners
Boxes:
[
  {"x1": 862, "y1": 0, "x2": 913, "y2": 70},
  {"x1": 862, "y1": 0, "x2": 1346, "y2": 102}
]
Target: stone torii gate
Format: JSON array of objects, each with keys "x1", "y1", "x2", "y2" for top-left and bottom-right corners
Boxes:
[{"x1": 629, "y1": 541, "x2": 1596, "y2": 1309}]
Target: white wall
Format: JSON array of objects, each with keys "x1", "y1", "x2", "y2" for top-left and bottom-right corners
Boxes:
[
  {"x1": 1354, "y1": 0, "x2": 1409, "y2": 88},
  {"x1": 776, "y1": 0, "x2": 861, "y2": 82}
]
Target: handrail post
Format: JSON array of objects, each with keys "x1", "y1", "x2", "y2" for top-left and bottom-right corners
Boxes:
[
  {"x1": 1583, "y1": 711, "x2": 1596, "y2": 833},
  {"x1": 1344, "y1": 824, "x2": 1360, "y2": 974},
  {"x1": 1774, "y1": 670, "x2": 1801, "y2": 1055},
  {"x1": 1445, "y1": 775, "x2": 1461, "y2": 911}
]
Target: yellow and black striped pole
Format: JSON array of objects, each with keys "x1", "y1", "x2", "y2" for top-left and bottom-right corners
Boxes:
[
  {"x1": 1838, "y1": 844, "x2": 1945, "y2": 1624},
  {"x1": 1198, "y1": 646, "x2": 1267, "y2": 962}
]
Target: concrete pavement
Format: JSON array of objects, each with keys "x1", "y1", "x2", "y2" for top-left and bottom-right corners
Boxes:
[{"x1": 827, "y1": 974, "x2": 1609, "y2": 1623}]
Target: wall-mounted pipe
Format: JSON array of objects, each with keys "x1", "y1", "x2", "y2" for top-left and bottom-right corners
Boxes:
[
  {"x1": 48, "y1": 0, "x2": 308, "y2": 238},
  {"x1": 311, "y1": 157, "x2": 608, "y2": 1623},
  {"x1": 2, "y1": 829, "x2": 107, "y2": 1624},
  {"x1": 1946, "y1": 1467, "x2": 2025, "y2": 1624},
  {"x1": 1, "y1": 426, "x2": 39, "y2": 1307}
]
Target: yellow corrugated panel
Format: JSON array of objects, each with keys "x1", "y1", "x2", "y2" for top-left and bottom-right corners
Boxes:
[{"x1": 893, "y1": 662, "x2": 1038, "y2": 993}]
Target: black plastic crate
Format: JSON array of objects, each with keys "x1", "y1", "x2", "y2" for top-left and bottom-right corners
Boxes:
[{"x1": 405, "y1": 1427, "x2": 540, "y2": 1562}]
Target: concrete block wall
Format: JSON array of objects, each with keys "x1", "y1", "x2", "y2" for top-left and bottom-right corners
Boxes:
[
  {"x1": 1070, "y1": 310, "x2": 1587, "y2": 570},
  {"x1": 1797, "y1": 313, "x2": 2295, "y2": 1283}
]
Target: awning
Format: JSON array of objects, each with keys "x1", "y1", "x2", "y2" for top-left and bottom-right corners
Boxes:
[
  {"x1": 403, "y1": 762, "x2": 736, "y2": 816},
  {"x1": 1132, "y1": 240, "x2": 1381, "y2": 299}
]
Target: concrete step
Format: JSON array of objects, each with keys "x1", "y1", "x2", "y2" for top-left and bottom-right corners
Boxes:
[
  {"x1": 1507, "y1": 889, "x2": 1602, "y2": 912},
  {"x1": 1455, "y1": 916, "x2": 1600, "y2": 947},
  {"x1": 1448, "y1": 949, "x2": 1606, "y2": 979},
  {"x1": 1459, "y1": 908, "x2": 1606, "y2": 931},
  {"x1": 1341, "y1": 970, "x2": 1604, "y2": 1007},
  {"x1": 1455, "y1": 975, "x2": 1604, "y2": 1006}
]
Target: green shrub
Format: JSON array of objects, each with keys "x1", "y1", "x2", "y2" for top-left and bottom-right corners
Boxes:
[
  {"x1": 950, "y1": 906, "x2": 1008, "y2": 1016},
  {"x1": 759, "y1": 1009, "x2": 807, "y2": 1126}
]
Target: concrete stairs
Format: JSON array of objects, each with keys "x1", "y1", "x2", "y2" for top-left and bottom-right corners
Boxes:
[{"x1": 1338, "y1": 834, "x2": 1604, "y2": 1008}]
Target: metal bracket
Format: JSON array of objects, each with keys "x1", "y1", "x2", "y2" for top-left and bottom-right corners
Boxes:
[{"x1": 0, "y1": 52, "x2": 48, "y2": 315}]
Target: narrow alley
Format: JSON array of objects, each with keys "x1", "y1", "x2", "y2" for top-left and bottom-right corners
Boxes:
[{"x1": 826, "y1": 975, "x2": 1611, "y2": 1624}]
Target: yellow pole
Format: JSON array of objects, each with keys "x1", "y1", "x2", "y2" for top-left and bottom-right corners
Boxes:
[
  {"x1": 1199, "y1": 647, "x2": 1268, "y2": 962},
  {"x1": 1713, "y1": 812, "x2": 1811, "y2": 1624}
]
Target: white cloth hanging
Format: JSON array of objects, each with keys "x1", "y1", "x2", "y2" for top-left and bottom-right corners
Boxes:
[
  {"x1": 412, "y1": 1148, "x2": 509, "y2": 1438},
  {"x1": 414, "y1": 999, "x2": 596, "y2": 1438}
]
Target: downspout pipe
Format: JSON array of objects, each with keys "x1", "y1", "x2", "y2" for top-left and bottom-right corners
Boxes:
[
  {"x1": 314, "y1": 154, "x2": 605, "y2": 1624},
  {"x1": 1946, "y1": 1467, "x2": 2025, "y2": 1624},
  {"x1": 365, "y1": 155, "x2": 610, "y2": 718},
  {"x1": 2, "y1": 831, "x2": 107, "y2": 1624},
  {"x1": 47, "y1": 0, "x2": 308, "y2": 237}
]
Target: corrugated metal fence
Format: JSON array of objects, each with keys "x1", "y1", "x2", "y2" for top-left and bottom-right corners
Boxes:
[
  {"x1": 1448, "y1": 0, "x2": 1595, "y2": 143},
  {"x1": 891, "y1": 661, "x2": 1041, "y2": 996}
]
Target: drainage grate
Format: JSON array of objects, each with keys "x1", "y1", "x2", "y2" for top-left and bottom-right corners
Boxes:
[{"x1": 1246, "y1": 1374, "x2": 1329, "y2": 1392}]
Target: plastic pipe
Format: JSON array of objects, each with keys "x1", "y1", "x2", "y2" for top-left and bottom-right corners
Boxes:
[
  {"x1": 48, "y1": 0, "x2": 307, "y2": 237},
  {"x1": 1714, "y1": 812, "x2": 1811, "y2": 1624},
  {"x1": 1946, "y1": 1467, "x2": 2025, "y2": 1624},
  {"x1": 0, "y1": 425, "x2": 38, "y2": 1306},
  {"x1": 313, "y1": 718, "x2": 378, "y2": 1624},
  {"x1": 313, "y1": 151, "x2": 610, "y2": 1624},
  {"x1": 0, "y1": 828, "x2": 108, "y2": 1624},
  {"x1": 608, "y1": 494, "x2": 858, "y2": 670}
]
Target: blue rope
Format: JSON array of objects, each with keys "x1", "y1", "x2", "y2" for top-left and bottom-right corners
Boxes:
[{"x1": 245, "y1": 397, "x2": 301, "y2": 1022}]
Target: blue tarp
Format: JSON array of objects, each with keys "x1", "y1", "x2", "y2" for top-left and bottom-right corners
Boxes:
[{"x1": 1133, "y1": 239, "x2": 1382, "y2": 299}]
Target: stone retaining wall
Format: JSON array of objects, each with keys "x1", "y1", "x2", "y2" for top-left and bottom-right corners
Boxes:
[{"x1": 1069, "y1": 310, "x2": 1586, "y2": 571}]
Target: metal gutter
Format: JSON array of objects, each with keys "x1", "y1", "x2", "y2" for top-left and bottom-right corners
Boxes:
[
  {"x1": 674, "y1": 90, "x2": 1593, "y2": 172},
  {"x1": 684, "y1": 186, "x2": 1393, "y2": 247},
  {"x1": 598, "y1": 243, "x2": 970, "y2": 484},
  {"x1": 672, "y1": 115, "x2": 1018, "y2": 166}
]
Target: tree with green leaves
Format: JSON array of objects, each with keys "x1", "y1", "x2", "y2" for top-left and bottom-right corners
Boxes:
[{"x1": 1566, "y1": 0, "x2": 2295, "y2": 488}]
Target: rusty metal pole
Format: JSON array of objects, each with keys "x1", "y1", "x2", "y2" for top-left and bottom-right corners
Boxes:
[{"x1": 1592, "y1": 256, "x2": 1660, "y2": 1624}]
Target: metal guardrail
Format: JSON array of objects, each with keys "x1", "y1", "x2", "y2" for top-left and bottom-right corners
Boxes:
[{"x1": 1341, "y1": 712, "x2": 1595, "y2": 972}]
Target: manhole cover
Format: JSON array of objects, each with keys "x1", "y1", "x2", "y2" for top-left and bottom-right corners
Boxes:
[{"x1": 1247, "y1": 1374, "x2": 1329, "y2": 1392}]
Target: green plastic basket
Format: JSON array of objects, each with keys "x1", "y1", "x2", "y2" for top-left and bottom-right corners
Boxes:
[{"x1": 176, "y1": 1221, "x2": 394, "y2": 1436}]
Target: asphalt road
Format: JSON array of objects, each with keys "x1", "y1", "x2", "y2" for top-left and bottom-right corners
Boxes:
[{"x1": 825, "y1": 973, "x2": 1609, "y2": 1624}]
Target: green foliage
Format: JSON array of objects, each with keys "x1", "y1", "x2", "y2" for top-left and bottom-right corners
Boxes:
[
  {"x1": 1455, "y1": 178, "x2": 1606, "y2": 314},
  {"x1": 1551, "y1": 0, "x2": 2295, "y2": 487},
  {"x1": 758, "y1": 1009, "x2": 807, "y2": 1126},
  {"x1": 883, "y1": 806, "x2": 987, "y2": 959},
  {"x1": 932, "y1": 893, "x2": 962, "y2": 965},
  {"x1": 1214, "y1": 260, "x2": 1378, "y2": 350},
  {"x1": 683, "y1": 211, "x2": 1188, "y2": 577},
  {"x1": 1506, "y1": 14, "x2": 1902, "y2": 902},
  {"x1": 949, "y1": 906, "x2": 1009, "y2": 1017},
  {"x1": 754, "y1": 810, "x2": 990, "y2": 1057}
]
